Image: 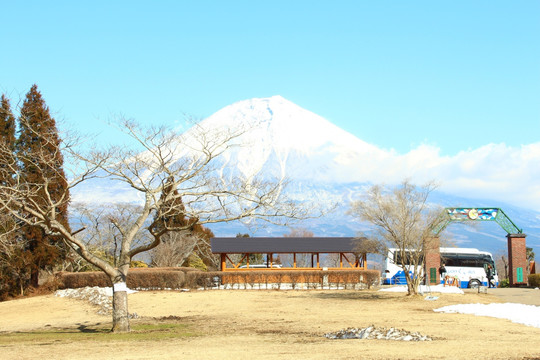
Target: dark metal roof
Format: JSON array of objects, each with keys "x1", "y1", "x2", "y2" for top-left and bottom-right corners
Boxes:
[{"x1": 211, "y1": 237, "x2": 366, "y2": 254}]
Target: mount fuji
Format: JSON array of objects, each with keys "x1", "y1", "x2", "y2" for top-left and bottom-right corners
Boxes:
[
  {"x1": 190, "y1": 95, "x2": 386, "y2": 184},
  {"x1": 74, "y1": 95, "x2": 540, "y2": 256}
]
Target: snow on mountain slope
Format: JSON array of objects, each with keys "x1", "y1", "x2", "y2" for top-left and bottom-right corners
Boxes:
[{"x1": 188, "y1": 95, "x2": 388, "y2": 183}]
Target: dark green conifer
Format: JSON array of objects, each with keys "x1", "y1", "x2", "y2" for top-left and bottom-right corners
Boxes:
[
  {"x1": 154, "y1": 176, "x2": 215, "y2": 268},
  {"x1": 0, "y1": 95, "x2": 16, "y2": 155},
  {"x1": 0, "y1": 95, "x2": 16, "y2": 187},
  {"x1": 0, "y1": 94, "x2": 28, "y2": 299},
  {"x1": 16, "y1": 85, "x2": 71, "y2": 287}
]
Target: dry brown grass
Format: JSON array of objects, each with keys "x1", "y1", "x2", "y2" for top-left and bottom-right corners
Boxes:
[{"x1": 1, "y1": 289, "x2": 539, "y2": 359}]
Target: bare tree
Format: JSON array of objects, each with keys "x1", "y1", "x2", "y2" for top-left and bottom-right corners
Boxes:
[
  {"x1": 149, "y1": 231, "x2": 199, "y2": 267},
  {"x1": 493, "y1": 248, "x2": 508, "y2": 282},
  {"x1": 282, "y1": 228, "x2": 314, "y2": 268},
  {"x1": 349, "y1": 180, "x2": 443, "y2": 295},
  {"x1": 0, "y1": 220, "x2": 32, "y2": 298},
  {"x1": 65, "y1": 203, "x2": 151, "y2": 271},
  {"x1": 192, "y1": 234, "x2": 221, "y2": 270},
  {"x1": 0, "y1": 118, "x2": 311, "y2": 332}
]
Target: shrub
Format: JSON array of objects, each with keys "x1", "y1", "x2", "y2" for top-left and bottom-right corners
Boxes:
[
  {"x1": 216, "y1": 269, "x2": 380, "y2": 290},
  {"x1": 327, "y1": 270, "x2": 380, "y2": 289},
  {"x1": 127, "y1": 270, "x2": 185, "y2": 289},
  {"x1": 289, "y1": 271, "x2": 300, "y2": 289},
  {"x1": 499, "y1": 278, "x2": 509, "y2": 288},
  {"x1": 130, "y1": 260, "x2": 148, "y2": 268},
  {"x1": 245, "y1": 272, "x2": 258, "y2": 289},
  {"x1": 57, "y1": 271, "x2": 111, "y2": 288},
  {"x1": 57, "y1": 268, "x2": 187, "y2": 289},
  {"x1": 131, "y1": 266, "x2": 196, "y2": 273},
  {"x1": 57, "y1": 268, "x2": 382, "y2": 291},
  {"x1": 184, "y1": 271, "x2": 222, "y2": 289},
  {"x1": 187, "y1": 254, "x2": 207, "y2": 271},
  {"x1": 528, "y1": 274, "x2": 540, "y2": 288}
]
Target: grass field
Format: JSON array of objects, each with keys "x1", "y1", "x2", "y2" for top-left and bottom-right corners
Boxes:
[{"x1": 1, "y1": 289, "x2": 539, "y2": 359}]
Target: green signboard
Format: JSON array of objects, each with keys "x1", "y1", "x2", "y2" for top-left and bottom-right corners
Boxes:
[
  {"x1": 430, "y1": 268, "x2": 437, "y2": 284},
  {"x1": 517, "y1": 267, "x2": 523, "y2": 283}
]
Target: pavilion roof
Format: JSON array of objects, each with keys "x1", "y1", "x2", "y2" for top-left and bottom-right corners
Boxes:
[{"x1": 210, "y1": 237, "x2": 367, "y2": 254}]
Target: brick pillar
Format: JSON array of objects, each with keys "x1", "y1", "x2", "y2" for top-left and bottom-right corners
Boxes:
[
  {"x1": 424, "y1": 237, "x2": 440, "y2": 285},
  {"x1": 507, "y1": 234, "x2": 527, "y2": 286}
]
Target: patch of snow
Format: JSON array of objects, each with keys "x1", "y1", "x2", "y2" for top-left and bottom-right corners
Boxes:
[
  {"x1": 434, "y1": 303, "x2": 540, "y2": 328},
  {"x1": 55, "y1": 286, "x2": 138, "y2": 316},
  {"x1": 379, "y1": 284, "x2": 464, "y2": 294}
]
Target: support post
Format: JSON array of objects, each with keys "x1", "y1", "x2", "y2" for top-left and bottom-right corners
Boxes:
[
  {"x1": 508, "y1": 234, "x2": 527, "y2": 286},
  {"x1": 424, "y1": 237, "x2": 440, "y2": 285},
  {"x1": 221, "y1": 254, "x2": 226, "y2": 271}
]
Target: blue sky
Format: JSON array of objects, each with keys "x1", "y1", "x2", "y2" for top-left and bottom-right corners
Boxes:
[{"x1": 1, "y1": 1, "x2": 539, "y2": 155}]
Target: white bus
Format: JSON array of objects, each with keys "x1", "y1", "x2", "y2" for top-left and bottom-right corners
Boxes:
[{"x1": 382, "y1": 247, "x2": 498, "y2": 288}]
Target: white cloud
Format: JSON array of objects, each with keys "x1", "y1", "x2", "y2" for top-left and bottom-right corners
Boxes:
[{"x1": 352, "y1": 142, "x2": 540, "y2": 211}]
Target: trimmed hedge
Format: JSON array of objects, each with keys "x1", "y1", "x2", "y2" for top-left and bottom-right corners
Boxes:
[
  {"x1": 58, "y1": 271, "x2": 110, "y2": 288},
  {"x1": 529, "y1": 274, "x2": 540, "y2": 288},
  {"x1": 208, "y1": 269, "x2": 380, "y2": 289},
  {"x1": 128, "y1": 270, "x2": 185, "y2": 289},
  {"x1": 56, "y1": 268, "x2": 381, "y2": 291},
  {"x1": 130, "y1": 267, "x2": 197, "y2": 273},
  {"x1": 57, "y1": 269, "x2": 186, "y2": 290}
]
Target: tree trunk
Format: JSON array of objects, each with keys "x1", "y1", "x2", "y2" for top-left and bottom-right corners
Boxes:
[
  {"x1": 30, "y1": 268, "x2": 39, "y2": 288},
  {"x1": 404, "y1": 272, "x2": 419, "y2": 295},
  {"x1": 406, "y1": 281, "x2": 417, "y2": 295},
  {"x1": 111, "y1": 282, "x2": 130, "y2": 332}
]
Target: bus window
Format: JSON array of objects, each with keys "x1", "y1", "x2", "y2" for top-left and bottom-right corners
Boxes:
[
  {"x1": 441, "y1": 253, "x2": 495, "y2": 269},
  {"x1": 393, "y1": 250, "x2": 424, "y2": 266}
]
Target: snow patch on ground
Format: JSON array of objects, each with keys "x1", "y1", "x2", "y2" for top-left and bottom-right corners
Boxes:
[
  {"x1": 55, "y1": 286, "x2": 138, "y2": 316},
  {"x1": 380, "y1": 285, "x2": 540, "y2": 328},
  {"x1": 434, "y1": 303, "x2": 540, "y2": 329},
  {"x1": 379, "y1": 284, "x2": 464, "y2": 294}
]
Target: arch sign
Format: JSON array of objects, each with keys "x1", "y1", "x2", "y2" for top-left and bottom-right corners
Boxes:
[
  {"x1": 433, "y1": 207, "x2": 522, "y2": 236},
  {"x1": 427, "y1": 207, "x2": 527, "y2": 287}
]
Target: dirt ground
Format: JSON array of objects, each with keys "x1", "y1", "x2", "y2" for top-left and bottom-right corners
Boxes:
[{"x1": 1, "y1": 289, "x2": 540, "y2": 360}]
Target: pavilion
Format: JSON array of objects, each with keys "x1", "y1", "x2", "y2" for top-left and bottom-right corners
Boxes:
[{"x1": 210, "y1": 237, "x2": 368, "y2": 271}]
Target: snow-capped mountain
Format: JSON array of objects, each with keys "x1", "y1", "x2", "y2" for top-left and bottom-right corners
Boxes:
[
  {"x1": 73, "y1": 95, "x2": 540, "y2": 256},
  {"x1": 188, "y1": 95, "x2": 387, "y2": 183}
]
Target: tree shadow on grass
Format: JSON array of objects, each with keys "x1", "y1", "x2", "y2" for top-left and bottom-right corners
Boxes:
[
  {"x1": 77, "y1": 324, "x2": 102, "y2": 333},
  {"x1": 285, "y1": 290, "x2": 398, "y2": 302},
  {"x1": 312, "y1": 291, "x2": 391, "y2": 301}
]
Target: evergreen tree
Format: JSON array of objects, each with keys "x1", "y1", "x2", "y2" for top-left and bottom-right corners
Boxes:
[
  {"x1": 0, "y1": 94, "x2": 30, "y2": 299},
  {"x1": 0, "y1": 94, "x2": 17, "y2": 190},
  {"x1": 154, "y1": 176, "x2": 215, "y2": 268},
  {"x1": 155, "y1": 176, "x2": 191, "y2": 230},
  {"x1": 0, "y1": 94, "x2": 16, "y2": 162},
  {"x1": 16, "y1": 85, "x2": 71, "y2": 287}
]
